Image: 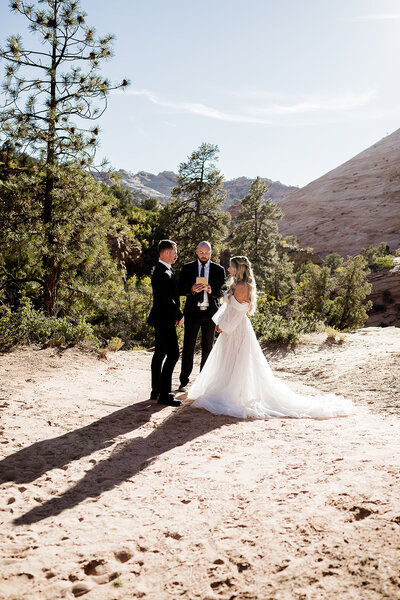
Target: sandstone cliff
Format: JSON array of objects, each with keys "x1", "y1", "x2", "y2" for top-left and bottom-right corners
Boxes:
[{"x1": 278, "y1": 129, "x2": 400, "y2": 257}]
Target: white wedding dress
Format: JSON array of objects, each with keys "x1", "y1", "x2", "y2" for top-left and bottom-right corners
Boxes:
[{"x1": 189, "y1": 295, "x2": 352, "y2": 419}]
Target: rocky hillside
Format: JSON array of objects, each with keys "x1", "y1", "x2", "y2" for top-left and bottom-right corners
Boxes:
[
  {"x1": 277, "y1": 128, "x2": 400, "y2": 258},
  {"x1": 93, "y1": 170, "x2": 297, "y2": 207},
  {"x1": 93, "y1": 170, "x2": 176, "y2": 203}
]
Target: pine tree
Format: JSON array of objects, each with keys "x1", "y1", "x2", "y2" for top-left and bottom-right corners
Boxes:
[
  {"x1": 329, "y1": 255, "x2": 372, "y2": 329},
  {"x1": 263, "y1": 252, "x2": 295, "y2": 300},
  {"x1": 0, "y1": 160, "x2": 123, "y2": 316},
  {"x1": 160, "y1": 143, "x2": 229, "y2": 264},
  {"x1": 296, "y1": 263, "x2": 336, "y2": 317},
  {"x1": 230, "y1": 177, "x2": 283, "y2": 284},
  {"x1": 0, "y1": 0, "x2": 128, "y2": 314}
]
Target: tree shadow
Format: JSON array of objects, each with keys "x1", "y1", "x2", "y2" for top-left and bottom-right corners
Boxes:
[
  {"x1": 0, "y1": 400, "x2": 165, "y2": 485},
  {"x1": 12, "y1": 401, "x2": 238, "y2": 525}
]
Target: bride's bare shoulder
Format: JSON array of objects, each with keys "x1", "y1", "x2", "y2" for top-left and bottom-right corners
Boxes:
[{"x1": 233, "y1": 282, "x2": 249, "y2": 303}]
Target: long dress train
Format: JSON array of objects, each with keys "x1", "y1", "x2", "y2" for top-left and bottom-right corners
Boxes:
[{"x1": 188, "y1": 296, "x2": 352, "y2": 419}]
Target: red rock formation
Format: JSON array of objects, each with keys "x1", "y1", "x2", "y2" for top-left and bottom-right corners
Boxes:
[{"x1": 278, "y1": 129, "x2": 400, "y2": 257}]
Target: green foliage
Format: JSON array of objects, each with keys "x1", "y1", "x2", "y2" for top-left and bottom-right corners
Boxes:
[
  {"x1": 93, "y1": 276, "x2": 155, "y2": 349},
  {"x1": 252, "y1": 251, "x2": 373, "y2": 345},
  {"x1": 324, "y1": 252, "x2": 344, "y2": 274},
  {"x1": 230, "y1": 177, "x2": 283, "y2": 284},
  {"x1": 0, "y1": 163, "x2": 123, "y2": 314},
  {"x1": 328, "y1": 255, "x2": 372, "y2": 329},
  {"x1": 295, "y1": 263, "x2": 336, "y2": 318},
  {"x1": 251, "y1": 294, "x2": 324, "y2": 346},
  {"x1": 106, "y1": 337, "x2": 124, "y2": 351},
  {"x1": 0, "y1": 0, "x2": 128, "y2": 167},
  {"x1": 160, "y1": 143, "x2": 230, "y2": 264},
  {"x1": 294, "y1": 255, "x2": 372, "y2": 330},
  {"x1": 373, "y1": 256, "x2": 396, "y2": 270},
  {"x1": 360, "y1": 242, "x2": 394, "y2": 271},
  {"x1": 263, "y1": 252, "x2": 296, "y2": 299},
  {"x1": 325, "y1": 326, "x2": 346, "y2": 344},
  {"x1": 0, "y1": 297, "x2": 98, "y2": 351},
  {"x1": 140, "y1": 197, "x2": 160, "y2": 212},
  {"x1": 0, "y1": 0, "x2": 128, "y2": 314}
]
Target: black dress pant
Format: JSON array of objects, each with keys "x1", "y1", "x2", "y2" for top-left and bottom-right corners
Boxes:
[
  {"x1": 180, "y1": 309, "x2": 216, "y2": 386},
  {"x1": 151, "y1": 321, "x2": 180, "y2": 398}
]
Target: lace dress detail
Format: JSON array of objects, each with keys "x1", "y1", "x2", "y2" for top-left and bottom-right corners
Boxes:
[{"x1": 189, "y1": 295, "x2": 352, "y2": 419}]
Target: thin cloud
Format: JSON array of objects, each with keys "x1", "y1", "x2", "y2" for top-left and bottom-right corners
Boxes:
[
  {"x1": 247, "y1": 91, "x2": 376, "y2": 116},
  {"x1": 353, "y1": 13, "x2": 400, "y2": 21},
  {"x1": 119, "y1": 88, "x2": 377, "y2": 125},
  {"x1": 124, "y1": 89, "x2": 273, "y2": 124}
]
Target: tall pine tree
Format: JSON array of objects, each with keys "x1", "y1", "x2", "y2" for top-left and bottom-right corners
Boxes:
[
  {"x1": 0, "y1": 0, "x2": 128, "y2": 314},
  {"x1": 231, "y1": 177, "x2": 283, "y2": 284},
  {"x1": 161, "y1": 143, "x2": 229, "y2": 264}
]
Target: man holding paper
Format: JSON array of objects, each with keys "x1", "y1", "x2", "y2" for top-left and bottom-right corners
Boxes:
[{"x1": 178, "y1": 241, "x2": 226, "y2": 392}]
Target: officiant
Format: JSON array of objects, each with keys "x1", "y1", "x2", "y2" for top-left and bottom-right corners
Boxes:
[{"x1": 178, "y1": 241, "x2": 225, "y2": 392}]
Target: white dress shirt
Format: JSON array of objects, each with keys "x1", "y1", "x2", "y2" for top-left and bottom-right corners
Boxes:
[
  {"x1": 159, "y1": 258, "x2": 172, "y2": 272},
  {"x1": 197, "y1": 259, "x2": 210, "y2": 307}
]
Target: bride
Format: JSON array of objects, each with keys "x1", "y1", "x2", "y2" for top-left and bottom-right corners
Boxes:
[{"x1": 188, "y1": 256, "x2": 352, "y2": 419}]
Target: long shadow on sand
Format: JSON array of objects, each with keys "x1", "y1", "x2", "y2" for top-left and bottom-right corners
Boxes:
[
  {"x1": 10, "y1": 400, "x2": 238, "y2": 525},
  {"x1": 0, "y1": 400, "x2": 165, "y2": 484}
]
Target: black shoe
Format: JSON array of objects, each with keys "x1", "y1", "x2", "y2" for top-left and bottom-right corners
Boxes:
[
  {"x1": 177, "y1": 384, "x2": 188, "y2": 392},
  {"x1": 150, "y1": 391, "x2": 159, "y2": 400},
  {"x1": 158, "y1": 393, "x2": 182, "y2": 407}
]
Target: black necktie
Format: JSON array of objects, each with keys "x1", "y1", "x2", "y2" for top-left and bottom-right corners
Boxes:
[{"x1": 200, "y1": 264, "x2": 205, "y2": 278}]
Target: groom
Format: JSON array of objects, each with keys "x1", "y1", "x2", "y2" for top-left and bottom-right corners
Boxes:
[
  {"x1": 147, "y1": 240, "x2": 183, "y2": 406},
  {"x1": 178, "y1": 241, "x2": 225, "y2": 391}
]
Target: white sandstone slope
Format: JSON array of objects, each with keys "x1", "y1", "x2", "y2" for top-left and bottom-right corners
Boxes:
[{"x1": 278, "y1": 128, "x2": 400, "y2": 257}]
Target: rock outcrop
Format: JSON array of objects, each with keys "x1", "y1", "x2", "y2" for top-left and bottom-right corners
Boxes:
[
  {"x1": 366, "y1": 258, "x2": 400, "y2": 327},
  {"x1": 278, "y1": 129, "x2": 400, "y2": 257}
]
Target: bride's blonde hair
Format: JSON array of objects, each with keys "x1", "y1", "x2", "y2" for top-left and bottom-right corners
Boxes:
[{"x1": 226, "y1": 256, "x2": 257, "y2": 315}]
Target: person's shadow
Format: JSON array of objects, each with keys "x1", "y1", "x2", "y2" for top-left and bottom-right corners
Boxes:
[
  {"x1": 0, "y1": 400, "x2": 165, "y2": 485},
  {"x1": 3, "y1": 398, "x2": 237, "y2": 526}
]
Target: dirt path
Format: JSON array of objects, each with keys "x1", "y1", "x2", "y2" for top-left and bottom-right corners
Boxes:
[{"x1": 1, "y1": 327, "x2": 400, "y2": 599}]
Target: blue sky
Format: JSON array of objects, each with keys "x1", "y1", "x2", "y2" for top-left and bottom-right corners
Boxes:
[{"x1": 2, "y1": 0, "x2": 400, "y2": 186}]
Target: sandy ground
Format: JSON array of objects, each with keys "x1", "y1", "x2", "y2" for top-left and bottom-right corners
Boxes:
[{"x1": 0, "y1": 327, "x2": 400, "y2": 600}]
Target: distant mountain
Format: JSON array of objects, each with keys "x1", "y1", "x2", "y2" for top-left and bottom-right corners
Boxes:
[
  {"x1": 278, "y1": 129, "x2": 400, "y2": 257},
  {"x1": 93, "y1": 169, "x2": 297, "y2": 207},
  {"x1": 93, "y1": 170, "x2": 176, "y2": 203}
]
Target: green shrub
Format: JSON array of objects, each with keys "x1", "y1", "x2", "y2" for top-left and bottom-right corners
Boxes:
[
  {"x1": 0, "y1": 297, "x2": 98, "y2": 350},
  {"x1": 360, "y1": 243, "x2": 395, "y2": 271},
  {"x1": 251, "y1": 294, "x2": 324, "y2": 346},
  {"x1": 93, "y1": 275, "x2": 155, "y2": 349},
  {"x1": 373, "y1": 256, "x2": 395, "y2": 270}
]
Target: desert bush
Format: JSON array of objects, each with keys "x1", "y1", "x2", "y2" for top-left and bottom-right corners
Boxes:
[
  {"x1": 360, "y1": 242, "x2": 395, "y2": 271},
  {"x1": 93, "y1": 275, "x2": 155, "y2": 349},
  {"x1": 325, "y1": 326, "x2": 346, "y2": 344},
  {"x1": 0, "y1": 297, "x2": 98, "y2": 351},
  {"x1": 106, "y1": 337, "x2": 125, "y2": 351},
  {"x1": 373, "y1": 256, "x2": 395, "y2": 270},
  {"x1": 251, "y1": 295, "x2": 324, "y2": 346}
]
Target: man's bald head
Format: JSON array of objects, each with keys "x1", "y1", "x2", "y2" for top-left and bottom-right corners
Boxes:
[{"x1": 196, "y1": 241, "x2": 212, "y2": 263}]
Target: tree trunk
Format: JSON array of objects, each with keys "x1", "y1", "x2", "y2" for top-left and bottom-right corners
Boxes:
[{"x1": 42, "y1": 1, "x2": 59, "y2": 315}]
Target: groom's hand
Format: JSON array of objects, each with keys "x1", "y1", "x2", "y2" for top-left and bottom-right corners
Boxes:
[
  {"x1": 191, "y1": 283, "x2": 206, "y2": 293},
  {"x1": 176, "y1": 317, "x2": 184, "y2": 326}
]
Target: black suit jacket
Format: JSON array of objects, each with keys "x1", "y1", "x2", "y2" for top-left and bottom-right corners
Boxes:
[
  {"x1": 179, "y1": 260, "x2": 226, "y2": 317},
  {"x1": 147, "y1": 262, "x2": 183, "y2": 327}
]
